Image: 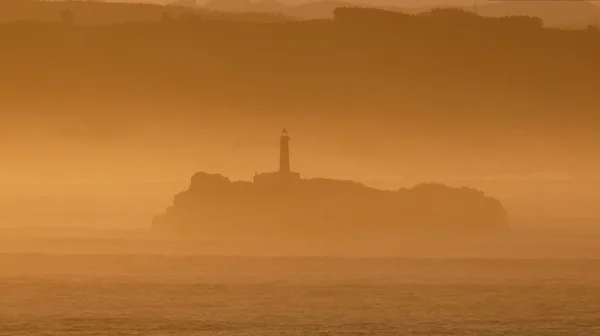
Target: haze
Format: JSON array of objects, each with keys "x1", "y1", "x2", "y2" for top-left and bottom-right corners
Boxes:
[{"x1": 4, "y1": 2, "x2": 600, "y2": 335}]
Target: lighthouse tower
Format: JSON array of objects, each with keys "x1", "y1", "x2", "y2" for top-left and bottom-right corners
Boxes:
[
  {"x1": 253, "y1": 128, "x2": 301, "y2": 187},
  {"x1": 279, "y1": 128, "x2": 290, "y2": 173}
]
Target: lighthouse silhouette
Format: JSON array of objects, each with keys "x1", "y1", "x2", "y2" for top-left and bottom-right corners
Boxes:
[
  {"x1": 279, "y1": 128, "x2": 290, "y2": 173},
  {"x1": 253, "y1": 128, "x2": 301, "y2": 187}
]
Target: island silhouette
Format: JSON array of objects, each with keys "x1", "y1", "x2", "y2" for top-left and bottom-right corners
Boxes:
[{"x1": 153, "y1": 129, "x2": 509, "y2": 238}]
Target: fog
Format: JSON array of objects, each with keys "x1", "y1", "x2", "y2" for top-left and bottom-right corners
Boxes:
[{"x1": 2, "y1": 109, "x2": 599, "y2": 232}]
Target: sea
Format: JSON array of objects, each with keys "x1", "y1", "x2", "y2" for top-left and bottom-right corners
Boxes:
[{"x1": 1, "y1": 228, "x2": 600, "y2": 336}]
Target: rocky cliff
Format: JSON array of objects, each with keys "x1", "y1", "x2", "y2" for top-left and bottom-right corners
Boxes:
[{"x1": 152, "y1": 172, "x2": 509, "y2": 239}]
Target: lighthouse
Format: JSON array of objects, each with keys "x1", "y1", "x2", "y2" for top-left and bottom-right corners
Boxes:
[
  {"x1": 279, "y1": 128, "x2": 290, "y2": 173},
  {"x1": 253, "y1": 128, "x2": 301, "y2": 187}
]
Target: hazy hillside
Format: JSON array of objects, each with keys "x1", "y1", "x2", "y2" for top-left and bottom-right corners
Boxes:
[
  {"x1": 2, "y1": 7, "x2": 598, "y2": 126},
  {"x1": 201, "y1": 0, "x2": 600, "y2": 26},
  {"x1": 0, "y1": 0, "x2": 290, "y2": 24},
  {"x1": 471, "y1": 0, "x2": 600, "y2": 28},
  {"x1": 2, "y1": 5, "x2": 600, "y2": 224},
  {"x1": 2, "y1": 7, "x2": 599, "y2": 150},
  {"x1": 3, "y1": 0, "x2": 599, "y2": 27}
]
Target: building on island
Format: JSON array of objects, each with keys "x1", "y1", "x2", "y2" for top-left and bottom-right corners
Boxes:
[
  {"x1": 152, "y1": 128, "x2": 510, "y2": 235},
  {"x1": 253, "y1": 129, "x2": 301, "y2": 188}
]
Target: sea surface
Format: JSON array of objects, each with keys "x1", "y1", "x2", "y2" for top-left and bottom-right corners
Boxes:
[{"x1": 2, "y1": 248, "x2": 600, "y2": 336}]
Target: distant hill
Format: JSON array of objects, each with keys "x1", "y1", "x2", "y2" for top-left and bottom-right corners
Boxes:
[
  {"x1": 0, "y1": 0, "x2": 193, "y2": 24},
  {"x1": 469, "y1": 0, "x2": 600, "y2": 28},
  {"x1": 201, "y1": 0, "x2": 391, "y2": 19},
  {"x1": 0, "y1": 0, "x2": 290, "y2": 24},
  {"x1": 2, "y1": 0, "x2": 599, "y2": 27},
  {"x1": 193, "y1": 0, "x2": 600, "y2": 27},
  {"x1": 2, "y1": 5, "x2": 600, "y2": 178}
]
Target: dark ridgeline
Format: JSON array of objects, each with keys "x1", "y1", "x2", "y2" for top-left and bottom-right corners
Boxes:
[
  {"x1": 2, "y1": 4, "x2": 600, "y2": 135},
  {"x1": 2, "y1": 2, "x2": 599, "y2": 213},
  {"x1": 152, "y1": 130, "x2": 509, "y2": 238}
]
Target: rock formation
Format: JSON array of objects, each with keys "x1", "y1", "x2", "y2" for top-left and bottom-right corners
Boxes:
[{"x1": 153, "y1": 130, "x2": 509, "y2": 239}]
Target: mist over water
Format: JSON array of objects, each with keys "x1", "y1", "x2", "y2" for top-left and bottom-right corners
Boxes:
[
  {"x1": 3, "y1": 1, "x2": 600, "y2": 334},
  {"x1": 2, "y1": 252, "x2": 600, "y2": 335},
  {"x1": 3, "y1": 224, "x2": 600, "y2": 335}
]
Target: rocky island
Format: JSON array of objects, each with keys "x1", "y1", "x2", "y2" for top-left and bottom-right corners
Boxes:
[{"x1": 153, "y1": 130, "x2": 509, "y2": 239}]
